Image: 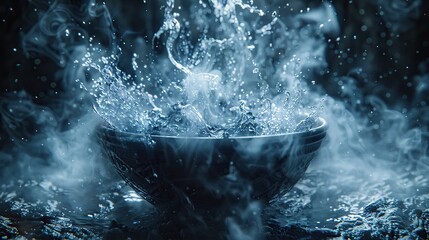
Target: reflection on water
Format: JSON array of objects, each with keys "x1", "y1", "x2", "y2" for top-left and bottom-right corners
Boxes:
[{"x1": 1, "y1": 165, "x2": 428, "y2": 239}]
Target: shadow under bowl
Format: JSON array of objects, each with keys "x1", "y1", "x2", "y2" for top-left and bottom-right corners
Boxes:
[{"x1": 98, "y1": 118, "x2": 327, "y2": 208}]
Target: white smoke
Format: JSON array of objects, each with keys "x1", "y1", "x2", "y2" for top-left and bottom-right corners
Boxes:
[{"x1": 1, "y1": 0, "x2": 428, "y2": 239}]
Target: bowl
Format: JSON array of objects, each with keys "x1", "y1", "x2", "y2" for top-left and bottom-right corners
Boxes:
[{"x1": 98, "y1": 118, "x2": 327, "y2": 208}]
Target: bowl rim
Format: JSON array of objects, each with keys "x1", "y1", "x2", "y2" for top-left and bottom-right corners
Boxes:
[{"x1": 100, "y1": 117, "x2": 327, "y2": 140}]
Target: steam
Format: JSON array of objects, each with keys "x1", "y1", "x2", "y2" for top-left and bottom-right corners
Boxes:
[{"x1": 1, "y1": 0, "x2": 428, "y2": 239}]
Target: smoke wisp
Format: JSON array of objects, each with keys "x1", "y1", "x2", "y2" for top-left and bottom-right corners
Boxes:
[{"x1": 0, "y1": 0, "x2": 428, "y2": 239}]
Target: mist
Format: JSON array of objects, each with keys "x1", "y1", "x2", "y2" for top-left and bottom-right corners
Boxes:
[{"x1": 1, "y1": 0, "x2": 429, "y2": 239}]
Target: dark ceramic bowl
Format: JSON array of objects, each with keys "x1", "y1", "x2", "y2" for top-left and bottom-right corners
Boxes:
[{"x1": 98, "y1": 118, "x2": 327, "y2": 208}]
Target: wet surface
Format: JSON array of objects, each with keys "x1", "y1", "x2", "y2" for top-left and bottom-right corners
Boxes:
[
  {"x1": 1, "y1": 165, "x2": 428, "y2": 239},
  {"x1": 1, "y1": 0, "x2": 429, "y2": 239}
]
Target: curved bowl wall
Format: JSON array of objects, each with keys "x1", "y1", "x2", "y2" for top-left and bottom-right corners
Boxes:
[{"x1": 98, "y1": 118, "x2": 328, "y2": 207}]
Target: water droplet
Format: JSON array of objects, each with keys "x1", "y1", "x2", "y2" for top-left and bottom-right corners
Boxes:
[{"x1": 271, "y1": 11, "x2": 277, "y2": 17}]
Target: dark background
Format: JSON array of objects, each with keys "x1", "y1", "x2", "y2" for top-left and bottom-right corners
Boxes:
[
  {"x1": 1, "y1": 0, "x2": 428, "y2": 117},
  {"x1": 1, "y1": 1, "x2": 429, "y2": 239},
  {"x1": 1, "y1": 1, "x2": 429, "y2": 182}
]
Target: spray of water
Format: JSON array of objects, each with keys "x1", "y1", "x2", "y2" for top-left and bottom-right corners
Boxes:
[
  {"x1": 75, "y1": 0, "x2": 329, "y2": 139},
  {"x1": 1, "y1": 0, "x2": 429, "y2": 239}
]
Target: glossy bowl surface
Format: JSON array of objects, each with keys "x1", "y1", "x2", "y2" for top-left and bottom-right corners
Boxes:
[{"x1": 98, "y1": 118, "x2": 327, "y2": 207}]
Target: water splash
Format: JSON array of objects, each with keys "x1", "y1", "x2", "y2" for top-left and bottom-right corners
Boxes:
[
  {"x1": 5, "y1": 0, "x2": 428, "y2": 239},
  {"x1": 79, "y1": 0, "x2": 323, "y2": 138}
]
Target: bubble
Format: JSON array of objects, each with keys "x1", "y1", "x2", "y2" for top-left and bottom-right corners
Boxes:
[{"x1": 272, "y1": 11, "x2": 277, "y2": 18}]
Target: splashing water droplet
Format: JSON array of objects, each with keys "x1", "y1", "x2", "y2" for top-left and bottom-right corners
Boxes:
[
  {"x1": 77, "y1": 0, "x2": 322, "y2": 138},
  {"x1": 272, "y1": 11, "x2": 277, "y2": 18}
]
